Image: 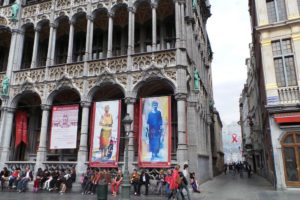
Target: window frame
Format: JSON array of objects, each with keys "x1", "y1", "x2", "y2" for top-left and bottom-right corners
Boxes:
[
  {"x1": 266, "y1": 0, "x2": 287, "y2": 23},
  {"x1": 272, "y1": 39, "x2": 297, "y2": 87}
]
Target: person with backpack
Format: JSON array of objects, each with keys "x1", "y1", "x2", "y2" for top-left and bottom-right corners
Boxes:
[{"x1": 179, "y1": 171, "x2": 191, "y2": 200}]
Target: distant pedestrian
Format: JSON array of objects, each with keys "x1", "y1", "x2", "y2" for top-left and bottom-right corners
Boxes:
[
  {"x1": 246, "y1": 164, "x2": 252, "y2": 178},
  {"x1": 223, "y1": 164, "x2": 228, "y2": 175}
]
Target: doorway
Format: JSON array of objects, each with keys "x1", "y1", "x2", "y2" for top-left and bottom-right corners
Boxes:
[{"x1": 282, "y1": 132, "x2": 300, "y2": 187}]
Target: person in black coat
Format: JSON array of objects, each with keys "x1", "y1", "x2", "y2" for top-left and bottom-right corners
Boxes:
[{"x1": 138, "y1": 170, "x2": 150, "y2": 195}]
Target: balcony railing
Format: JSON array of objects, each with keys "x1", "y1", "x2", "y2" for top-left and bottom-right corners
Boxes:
[
  {"x1": 12, "y1": 50, "x2": 176, "y2": 85},
  {"x1": 278, "y1": 86, "x2": 300, "y2": 104},
  {"x1": 6, "y1": 161, "x2": 36, "y2": 171}
]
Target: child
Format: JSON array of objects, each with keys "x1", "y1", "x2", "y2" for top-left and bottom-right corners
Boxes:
[{"x1": 190, "y1": 172, "x2": 200, "y2": 193}]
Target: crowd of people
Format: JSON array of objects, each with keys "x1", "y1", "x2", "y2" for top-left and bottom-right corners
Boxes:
[
  {"x1": 80, "y1": 164, "x2": 201, "y2": 199},
  {"x1": 223, "y1": 161, "x2": 252, "y2": 178},
  {"x1": 0, "y1": 164, "x2": 202, "y2": 199},
  {"x1": 0, "y1": 166, "x2": 76, "y2": 194}
]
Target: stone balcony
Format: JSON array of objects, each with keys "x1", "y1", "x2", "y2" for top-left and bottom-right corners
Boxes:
[
  {"x1": 277, "y1": 86, "x2": 300, "y2": 104},
  {"x1": 10, "y1": 50, "x2": 177, "y2": 97}
]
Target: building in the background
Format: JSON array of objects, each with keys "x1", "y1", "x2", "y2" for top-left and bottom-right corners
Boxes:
[
  {"x1": 0, "y1": 0, "x2": 219, "y2": 183},
  {"x1": 240, "y1": 45, "x2": 273, "y2": 182},
  {"x1": 210, "y1": 108, "x2": 224, "y2": 176},
  {"x1": 222, "y1": 122, "x2": 243, "y2": 164},
  {"x1": 248, "y1": 0, "x2": 300, "y2": 189}
]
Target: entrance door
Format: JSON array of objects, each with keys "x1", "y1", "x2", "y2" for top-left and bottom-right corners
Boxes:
[{"x1": 282, "y1": 132, "x2": 300, "y2": 186}]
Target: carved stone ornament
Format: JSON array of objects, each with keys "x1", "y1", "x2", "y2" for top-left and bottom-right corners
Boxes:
[
  {"x1": 95, "y1": 68, "x2": 117, "y2": 86},
  {"x1": 141, "y1": 62, "x2": 165, "y2": 82},
  {"x1": 0, "y1": 17, "x2": 8, "y2": 26},
  {"x1": 20, "y1": 77, "x2": 35, "y2": 93},
  {"x1": 54, "y1": 73, "x2": 78, "y2": 91}
]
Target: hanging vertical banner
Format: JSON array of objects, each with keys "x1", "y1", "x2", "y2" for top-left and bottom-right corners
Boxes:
[
  {"x1": 139, "y1": 96, "x2": 171, "y2": 168},
  {"x1": 50, "y1": 105, "x2": 79, "y2": 149},
  {"x1": 89, "y1": 100, "x2": 121, "y2": 168},
  {"x1": 15, "y1": 111, "x2": 28, "y2": 148}
]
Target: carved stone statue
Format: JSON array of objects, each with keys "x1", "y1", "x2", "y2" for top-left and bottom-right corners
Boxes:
[
  {"x1": 11, "y1": 2, "x2": 20, "y2": 21},
  {"x1": 194, "y1": 68, "x2": 200, "y2": 90},
  {"x1": 2, "y1": 75, "x2": 9, "y2": 96}
]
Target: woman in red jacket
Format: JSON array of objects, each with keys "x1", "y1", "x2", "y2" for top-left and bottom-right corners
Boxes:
[{"x1": 168, "y1": 165, "x2": 180, "y2": 200}]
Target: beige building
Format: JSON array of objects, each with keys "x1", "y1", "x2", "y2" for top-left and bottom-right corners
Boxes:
[{"x1": 249, "y1": 0, "x2": 300, "y2": 189}]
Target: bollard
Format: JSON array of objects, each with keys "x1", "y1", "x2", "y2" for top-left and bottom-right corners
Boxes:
[{"x1": 97, "y1": 183, "x2": 108, "y2": 200}]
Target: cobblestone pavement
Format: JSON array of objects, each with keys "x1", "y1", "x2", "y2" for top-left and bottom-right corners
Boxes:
[
  {"x1": 199, "y1": 173, "x2": 300, "y2": 200},
  {"x1": 0, "y1": 174, "x2": 299, "y2": 200}
]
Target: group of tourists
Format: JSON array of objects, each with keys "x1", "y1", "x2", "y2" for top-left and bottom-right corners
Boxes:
[
  {"x1": 224, "y1": 161, "x2": 252, "y2": 178},
  {"x1": 80, "y1": 164, "x2": 201, "y2": 199},
  {"x1": 0, "y1": 164, "x2": 202, "y2": 199},
  {"x1": 0, "y1": 166, "x2": 76, "y2": 194}
]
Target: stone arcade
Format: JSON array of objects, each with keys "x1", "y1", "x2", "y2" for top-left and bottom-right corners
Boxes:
[{"x1": 0, "y1": 0, "x2": 220, "y2": 183}]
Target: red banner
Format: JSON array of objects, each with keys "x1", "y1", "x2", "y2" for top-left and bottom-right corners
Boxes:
[{"x1": 15, "y1": 111, "x2": 28, "y2": 147}]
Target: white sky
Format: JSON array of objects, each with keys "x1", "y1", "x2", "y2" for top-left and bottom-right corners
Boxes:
[{"x1": 207, "y1": 0, "x2": 251, "y2": 124}]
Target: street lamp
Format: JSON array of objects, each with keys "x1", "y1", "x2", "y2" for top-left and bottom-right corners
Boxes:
[{"x1": 121, "y1": 113, "x2": 133, "y2": 200}]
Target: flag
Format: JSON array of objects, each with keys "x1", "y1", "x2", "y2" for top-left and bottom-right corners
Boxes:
[{"x1": 15, "y1": 111, "x2": 28, "y2": 148}]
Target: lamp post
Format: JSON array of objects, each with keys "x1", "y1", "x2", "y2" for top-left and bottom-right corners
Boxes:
[{"x1": 121, "y1": 113, "x2": 133, "y2": 200}]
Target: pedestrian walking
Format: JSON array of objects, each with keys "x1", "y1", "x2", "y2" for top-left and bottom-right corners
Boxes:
[
  {"x1": 179, "y1": 171, "x2": 191, "y2": 200},
  {"x1": 246, "y1": 164, "x2": 252, "y2": 178},
  {"x1": 168, "y1": 165, "x2": 180, "y2": 200},
  {"x1": 224, "y1": 164, "x2": 228, "y2": 175}
]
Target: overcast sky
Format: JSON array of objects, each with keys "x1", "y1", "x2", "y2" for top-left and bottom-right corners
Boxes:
[{"x1": 207, "y1": 0, "x2": 251, "y2": 125}]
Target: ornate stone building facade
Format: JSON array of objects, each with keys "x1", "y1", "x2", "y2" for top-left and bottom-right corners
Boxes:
[{"x1": 0, "y1": 0, "x2": 216, "y2": 182}]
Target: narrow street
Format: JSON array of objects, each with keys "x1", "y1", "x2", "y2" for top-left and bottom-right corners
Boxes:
[{"x1": 199, "y1": 174, "x2": 300, "y2": 200}]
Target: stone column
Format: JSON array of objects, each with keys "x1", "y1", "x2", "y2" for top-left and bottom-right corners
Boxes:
[
  {"x1": 85, "y1": 15, "x2": 93, "y2": 61},
  {"x1": 206, "y1": 114, "x2": 213, "y2": 179},
  {"x1": 88, "y1": 16, "x2": 94, "y2": 61},
  {"x1": 124, "y1": 97, "x2": 135, "y2": 171},
  {"x1": 15, "y1": 31, "x2": 25, "y2": 70},
  {"x1": 159, "y1": 21, "x2": 165, "y2": 50},
  {"x1": 46, "y1": 23, "x2": 57, "y2": 66},
  {"x1": 6, "y1": 29, "x2": 19, "y2": 77},
  {"x1": 36, "y1": 105, "x2": 51, "y2": 169},
  {"x1": 175, "y1": 93, "x2": 188, "y2": 163},
  {"x1": 127, "y1": 7, "x2": 133, "y2": 55},
  {"x1": 151, "y1": 3, "x2": 157, "y2": 52},
  {"x1": 50, "y1": 24, "x2": 57, "y2": 65},
  {"x1": 30, "y1": 26, "x2": 41, "y2": 68},
  {"x1": 76, "y1": 102, "x2": 91, "y2": 175},
  {"x1": 0, "y1": 107, "x2": 15, "y2": 163},
  {"x1": 180, "y1": 3, "x2": 186, "y2": 48},
  {"x1": 67, "y1": 19, "x2": 75, "y2": 63},
  {"x1": 175, "y1": 0, "x2": 181, "y2": 48},
  {"x1": 107, "y1": 12, "x2": 114, "y2": 58},
  {"x1": 132, "y1": 10, "x2": 135, "y2": 54}
]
